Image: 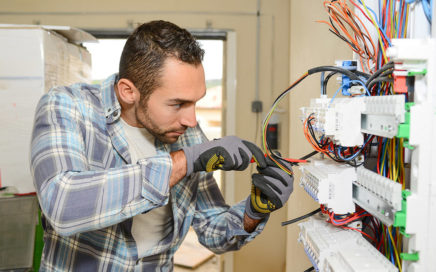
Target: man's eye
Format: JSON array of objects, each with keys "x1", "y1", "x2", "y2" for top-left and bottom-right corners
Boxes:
[{"x1": 172, "y1": 104, "x2": 182, "y2": 109}]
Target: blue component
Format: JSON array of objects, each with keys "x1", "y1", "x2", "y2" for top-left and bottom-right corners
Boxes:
[
  {"x1": 339, "y1": 60, "x2": 357, "y2": 96},
  {"x1": 303, "y1": 246, "x2": 320, "y2": 272}
]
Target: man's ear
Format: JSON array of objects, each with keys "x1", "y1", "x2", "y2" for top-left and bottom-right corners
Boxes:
[{"x1": 116, "y1": 78, "x2": 140, "y2": 105}]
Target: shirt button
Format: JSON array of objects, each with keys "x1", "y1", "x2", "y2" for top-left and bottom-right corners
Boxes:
[{"x1": 112, "y1": 111, "x2": 118, "y2": 117}]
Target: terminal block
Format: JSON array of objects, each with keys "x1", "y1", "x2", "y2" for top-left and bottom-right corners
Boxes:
[
  {"x1": 361, "y1": 95, "x2": 406, "y2": 138},
  {"x1": 299, "y1": 160, "x2": 356, "y2": 214},
  {"x1": 298, "y1": 216, "x2": 398, "y2": 272},
  {"x1": 353, "y1": 167, "x2": 402, "y2": 226},
  {"x1": 300, "y1": 96, "x2": 364, "y2": 147}
]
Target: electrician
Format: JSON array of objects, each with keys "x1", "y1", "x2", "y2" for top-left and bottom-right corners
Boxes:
[{"x1": 30, "y1": 20, "x2": 294, "y2": 271}]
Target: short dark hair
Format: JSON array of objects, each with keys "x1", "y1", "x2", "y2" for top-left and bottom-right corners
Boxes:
[{"x1": 119, "y1": 20, "x2": 204, "y2": 102}]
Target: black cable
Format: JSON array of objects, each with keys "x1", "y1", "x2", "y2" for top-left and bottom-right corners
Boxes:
[
  {"x1": 281, "y1": 208, "x2": 321, "y2": 226},
  {"x1": 365, "y1": 61, "x2": 394, "y2": 87},
  {"x1": 378, "y1": 68, "x2": 394, "y2": 78},
  {"x1": 308, "y1": 66, "x2": 361, "y2": 81},
  {"x1": 322, "y1": 71, "x2": 338, "y2": 95},
  {"x1": 304, "y1": 267, "x2": 315, "y2": 272},
  {"x1": 367, "y1": 77, "x2": 393, "y2": 92},
  {"x1": 355, "y1": 70, "x2": 371, "y2": 78},
  {"x1": 300, "y1": 151, "x2": 319, "y2": 161},
  {"x1": 320, "y1": 72, "x2": 325, "y2": 95},
  {"x1": 264, "y1": 65, "x2": 371, "y2": 167}
]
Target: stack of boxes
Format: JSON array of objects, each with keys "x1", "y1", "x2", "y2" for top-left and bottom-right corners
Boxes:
[{"x1": 0, "y1": 24, "x2": 95, "y2": 270}]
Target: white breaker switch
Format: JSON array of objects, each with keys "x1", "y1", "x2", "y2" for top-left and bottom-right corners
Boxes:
[
  {"x1": 299, "y1": 159, "x2": 356, "y2": 214},
  {"x1": 298, "y1": 216, "x2": 398, "y2": 272}
]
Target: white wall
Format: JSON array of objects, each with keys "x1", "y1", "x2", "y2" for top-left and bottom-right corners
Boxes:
[{"x1": 286, "y1": 1, "x2": 352, "y2": 271}]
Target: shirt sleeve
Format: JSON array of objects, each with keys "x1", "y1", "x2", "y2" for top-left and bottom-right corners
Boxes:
[
  {"x1": 31, "y1": 89, "x2": 172, "y2": 236},
  {"x1": 191, "y1": 171, "x2": 268, "y2": 254}
]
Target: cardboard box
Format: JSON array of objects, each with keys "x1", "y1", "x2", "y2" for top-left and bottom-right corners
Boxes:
[{"x1": 0, "y1": 25, "x2": 95, "y2": 193}]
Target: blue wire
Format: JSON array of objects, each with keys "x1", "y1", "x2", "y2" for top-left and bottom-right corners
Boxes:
[
  {"x1": 357, "y1": 0, "x2": 392, "y2": 47},
  {"x1": 350, "y1": 80, "x2": 371, "y2": 96},
  {"x1": 405, "y1": 0, "x2": 433, "y2": 23},
  {"x1": 320, "y1": 72, "x2": 325, "y2": 95},
  {"x1": 382, "y1": 138, "x2": 389, "y2": 177},
  {"x1": 422, "y1": 0, "x2": 433, "y2": 22},
  {"x1": 329, "y1": 85, "x2": 344, "y2": 107},
  {"x1": 401, "y1": 1, "x2": 408, "y2": 37},
  {"x1": 386, "y1": 228, "x2": 395, "y2": 264}
]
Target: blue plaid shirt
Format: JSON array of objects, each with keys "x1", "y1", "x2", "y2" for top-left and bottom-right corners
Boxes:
[{"x1": 30, "y1": 74, "x2": 266, "y2": 271}]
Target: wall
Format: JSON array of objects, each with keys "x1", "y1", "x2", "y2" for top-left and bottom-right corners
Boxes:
[
  {"x1": 286, "y1": 1, "x2": 352, "y2": 271},
  {"x1": 0, "y1": 1, "x2": 290, "y2": 271}
]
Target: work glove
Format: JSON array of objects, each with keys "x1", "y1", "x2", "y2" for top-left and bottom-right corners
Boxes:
[
  {"x1": 245, "y1": 157, "x2": 294, "y2": 220},
  {"x1": 182, "y1": 136, "x2": 266, "y2": 176}
]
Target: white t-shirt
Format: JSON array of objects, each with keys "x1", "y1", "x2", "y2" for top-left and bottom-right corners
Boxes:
[{"x1": 120, "y1": 118, "x2": 173, "y2": 258}]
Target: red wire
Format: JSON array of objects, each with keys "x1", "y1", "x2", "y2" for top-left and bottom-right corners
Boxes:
[{"x1": 342, "y1": 226, "x2": 378, "y2": 243}]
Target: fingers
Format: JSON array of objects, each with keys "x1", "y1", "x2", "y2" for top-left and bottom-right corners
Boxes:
[
  {"x1": 252, "y1": 174, "x2": 283, "y2": 210},
  {"x1": 257, "y1": 166, "x2": 293, "y2": 187},
  {"x1": 242, "y1": 140, "x2": 267, "y2": 168},
  {"x1": 193, "y1": 147, "x2": 232, "y2": 172},
  {"x1": 250, "y1": 186, "x2": 270, "y2": 214}
]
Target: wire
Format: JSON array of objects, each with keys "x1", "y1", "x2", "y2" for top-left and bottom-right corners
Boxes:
[
  {"x1": 261, "y1": 72, "x2": 309, "y2": 175},
  {"x1": 388, "y1": 227, "x2": 403, "y2": 272},
  {"x1": 299, "y1": 151, "x2": 319, "y2": 161},
  {"x1": 365, "y1": 61, "x2": 394, "y2": 87},
  {"x1": 281, "y1": 208, "x2": 321, "y2": 226},
  {"x1": 303, "y1": 267, "x2": 315, "y2": 272},
  {"x1": 319, "y1": 0, "x2": 378, "y2": 71}
]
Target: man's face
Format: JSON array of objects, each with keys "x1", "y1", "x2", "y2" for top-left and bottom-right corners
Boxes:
[{"x1": 135, "y1": 58, "x2": 206, "y2": 144}]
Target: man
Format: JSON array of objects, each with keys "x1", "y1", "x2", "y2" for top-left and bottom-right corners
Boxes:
[{"x1": 31, "y1": 20, "x2": 293, "y2": 271}]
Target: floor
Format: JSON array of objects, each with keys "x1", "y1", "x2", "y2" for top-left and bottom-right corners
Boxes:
[
  {"x1": 173, "y1": 228, "x2": 220, "y2": 272},
  {"x1": 175, "y1": 256, "x2": 219, "y2": 272}
]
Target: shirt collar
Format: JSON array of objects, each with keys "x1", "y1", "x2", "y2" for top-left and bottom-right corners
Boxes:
[{"x1": 101, "y1": 73, "x2": 122, "y2": 124}]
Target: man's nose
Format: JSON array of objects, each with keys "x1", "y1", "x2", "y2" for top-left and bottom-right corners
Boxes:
[{"x1": 180, "y1": 106, "x2": 197, "y2": 128}]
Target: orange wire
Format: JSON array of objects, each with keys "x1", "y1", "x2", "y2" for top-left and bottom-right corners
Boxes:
[{"x1": 319, "y1": 0, "x2": 378, "y2": 71}]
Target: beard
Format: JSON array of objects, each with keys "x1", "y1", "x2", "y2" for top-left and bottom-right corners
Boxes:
[{"x1": 135, "y1": 105, "x2": 186, "y2": 144}]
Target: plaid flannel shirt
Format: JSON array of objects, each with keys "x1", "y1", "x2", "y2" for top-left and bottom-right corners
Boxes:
[{"x1": 30, "y1": 74, "x2": 266, "y2": 271}]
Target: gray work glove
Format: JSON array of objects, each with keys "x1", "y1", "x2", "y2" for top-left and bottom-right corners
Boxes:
[
  {"x1": 245, "y1": 157, "x2": 294, "y2": 220},
  {"x1": 182, "y1": 136, "x2": 266, "y2": 176}
]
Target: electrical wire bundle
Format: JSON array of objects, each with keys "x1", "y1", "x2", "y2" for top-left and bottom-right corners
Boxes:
[
  {"x1": 318, "y1": 1, "x2": 410, "y2": 270},
  {"x1": 303, "y1": 113, "x2": 375, "y2": 166},
  {"x1": 273, "y1": 1, "x2": 414, "y2": 271},
  {"x1": 320, "y1": 204, "x2": 403, "y2": 269},
  {"x1": 319, "y1": 0, "x2": 377, "y2": 72},
  {"x1": 260, "y1": 65, "x2": 374, "y2": 172}
]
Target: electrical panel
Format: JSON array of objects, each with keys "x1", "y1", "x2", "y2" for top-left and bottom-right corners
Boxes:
[{"x1": 277, "y1": 1, "x2": 435, "y2": 271}]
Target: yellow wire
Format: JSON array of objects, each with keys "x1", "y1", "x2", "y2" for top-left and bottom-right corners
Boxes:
[
  {"x1": 360, "y1": 0, "x2": 389, "y2": 63},
  {"x1": 380, "y1": 140, "x2": 389, "y2": 176},
  {"x1": 388, "y1": 140, "x2": 392, "y2": 179},
  {"x1": 391, "y1": 139, "x2": 397, "y2": 181},
  {"x1": 262, "y1": 101, "x2": 293, "y2": 175},
  {"x1": 400, "y1": 139, "x2": 405, "y2": 190},
  {"x1": 388, "y1": 226, "x2": 403, "y2": 272},
  {"x1": 404, "y1": 5, "x2": 409, "y2": 37}
]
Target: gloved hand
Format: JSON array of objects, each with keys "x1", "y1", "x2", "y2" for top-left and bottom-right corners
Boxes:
[
  {"x1": 182, "y1": 136, "x2": 266, "y2": 176},
  {"x1": 245, "y1": 157, "x2": 294, "y2": 220}
]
